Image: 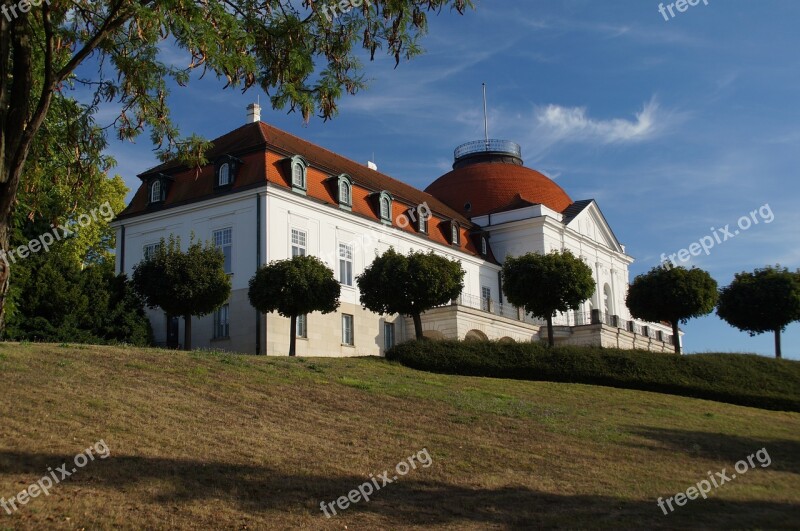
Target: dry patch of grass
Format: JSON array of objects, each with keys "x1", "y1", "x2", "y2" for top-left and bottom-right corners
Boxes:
[{"x1": 0, "y1": 342, "x2": 798, "y2": 529}]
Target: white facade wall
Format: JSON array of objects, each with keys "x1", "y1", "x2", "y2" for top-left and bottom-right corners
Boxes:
[
  {"x1": 264, "y1": 185, "x2": 500, "y2": 356},
  {"x1": 474, "y1": 202, "x2": 635, "y2": 322},
  {"x1": 114, "y1": 183, "x2": 502, "y2": 356}
]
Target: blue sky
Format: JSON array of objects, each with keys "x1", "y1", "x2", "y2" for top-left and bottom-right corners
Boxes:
[{"x1": 98, "y1": 0, "x2": 800, "y2": 358}]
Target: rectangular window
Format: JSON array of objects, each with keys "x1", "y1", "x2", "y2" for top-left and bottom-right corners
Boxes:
[
  {"x1": 339, "y1": 243, "x2": 353, "y2": 286},
  {"x1": 214, "y1": 228, "x2": 233, "y2": 274},
  {"x1": 384, "y1": 322, "x2": 395, "y2": 351},
  {"x1": 342, "y1": 314, "x2": 354, "y2": 346},
  {"x1": 296, "y1": 314, "x2": 307, "y2": 339},
  {"x1": 291, "y1": 228, "x2": 307, "y2": 257},
  {"x1": 143, "y1": 243, "x2": 161, "y2": 261},
  {"x1": 481, "y1": 286, "x2": 492, "y2": 312},
  {"x1": 214, "y1": 304, "x2": 230, "y2": 339}
]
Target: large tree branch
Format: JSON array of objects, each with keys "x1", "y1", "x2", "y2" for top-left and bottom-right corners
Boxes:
[{"x1": 54, "y1": 0, "x2": 130, "y2": 83}]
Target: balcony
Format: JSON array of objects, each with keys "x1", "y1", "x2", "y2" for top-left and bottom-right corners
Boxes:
[
  {"x1": 454, "y1": 139, "x2": 522, "y2": 161},
  {"x1": 432, "y1": 293, "x2": 677, "y2": 348}
]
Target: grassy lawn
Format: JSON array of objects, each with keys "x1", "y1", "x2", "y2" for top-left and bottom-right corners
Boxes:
[{"x1": 0, "y1": 343, "x2": 798, "y2": 529}]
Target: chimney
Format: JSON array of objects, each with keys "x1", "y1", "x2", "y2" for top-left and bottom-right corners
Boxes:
[
  {"x1": 367, "y1": 160, "x2": 378, "y2": 171},
  {"x1": 247, "y1": 103, "x2": 261, "y2": 124}
]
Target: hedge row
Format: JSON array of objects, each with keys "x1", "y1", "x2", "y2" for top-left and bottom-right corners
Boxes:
[{"x1": 386, "y1": 340, "x2": 800, "y2": 412}]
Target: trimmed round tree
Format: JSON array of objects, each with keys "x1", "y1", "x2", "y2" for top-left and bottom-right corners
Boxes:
[
  {"x1": 626, "y1": 264, "x2": 718, "y2": 355},
  {"x1": 502, "y1": 250, "x2": 595, "y2": 347},
  {"x1": 132, "y1": 235, "x2": 231, "y2": 350},
  {"x1": 717, "y1": 266, "x2": 800, "y2": 359},
  {"x1": 357, "y1": 249, "x2": 464, "y2": 340},
  {"x1": 248, "y1": 255, "x2": 340, "y2": 357}
]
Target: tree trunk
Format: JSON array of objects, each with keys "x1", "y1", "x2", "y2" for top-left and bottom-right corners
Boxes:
[
  {"x1": 0, "y1": 15, "x2": 58, "y2": 333},
  {"x1": 774, "y1": 328, "x2": 782, "y2": 359},
  {"x1": 183, "y1": 315, "x2": 192, "y2": 351},
  {"x1": 546, "y1": 315, "x2": 554, "y2": 347},
  {"x1": 0, "y1": 222, "x2": 11, "y2": 334},
  {"x1": 289, "y1": 314, "x2": 297, "y2": 357},
  {"x1": 412, "y1": 313, "x2": 423, "y2": 340},
  {"x1": 672, "y1": 321, "x2": 681, "y2": 355}
]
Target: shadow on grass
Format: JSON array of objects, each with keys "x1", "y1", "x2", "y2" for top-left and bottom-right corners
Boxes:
[
  {"x1": 627, "y1": 427, "x2": 800, "y2": 475},
  {"x1": 1, "y1": 451, "x2": 798, "y2": 528}
]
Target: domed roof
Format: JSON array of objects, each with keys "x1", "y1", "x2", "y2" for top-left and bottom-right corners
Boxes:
[{"x1": 425, "y1": 162, "x2": 573, "y2": 218}]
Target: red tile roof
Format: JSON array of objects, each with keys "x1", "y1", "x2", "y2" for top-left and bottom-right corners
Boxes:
[
  {"x1": 117, "y1": 122, "x2": 489, "y2": 259},
  {"x1": 424, "y1": 162, "x2": 574, "y2": 217}
]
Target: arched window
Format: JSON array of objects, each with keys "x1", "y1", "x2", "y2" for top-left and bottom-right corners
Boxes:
[
  {"x1": 218, "y1": 163, "x2": 230, "y2": 186},
  {"x1": 481, "y1": 236, "x2": 488, "y2": 255},
  {"x1": 287, "y1": 155, "x2": 308, "y2": 192},
  {"x1": 603, "y1": 283, "x2": 614, "y2": 315},
  {"x1": 377, "y1": 191, "x2": 393, "y2": 223},
  {"x1": 337, "y1": 174, "x2": 353, "y2": 209},
  {"x1": 451, "y1": 222, "x2": 460, "y2": 245},
  {"x1": 150, "y1": 180, "x2": 161, "y2": 203},
  {"x1": 418, "y1": 211, "x2": 428, "y2": 233},
  {"x1": 292, "y1": 163, "x2": 304, "y2": 187}
]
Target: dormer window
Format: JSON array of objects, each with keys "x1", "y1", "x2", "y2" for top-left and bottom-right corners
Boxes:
[
  {"x1": 286, "y1": 155, "x2": 308, "y2": 194},
  {"x1": 150, "y1": 180, "x2": 162, "y2": 203},
  {"x1": 481, "y1": 236, "x2": 488, "y2": 256},
  {"x1": 215, "y1": 155, "x2": 241, "y2": 190},
  {"x1": 451, "y1": 221, "x2": 460, "y2": 245},
  {"x1": 146, "y1": 173, "x2": 173, "y2": 206},
  {"x1": 218, "y1": 163, "x2": 230, "y2": 186},
  {"x1": 292, "y1": 164, "x2": 303, "y2": 187},
  {"x1": 418, "y1": 210, "x2": 428, "y2": 233},
  {"x1": 337, "y1": 174, "x2": 353, "y2": 209},
  {"x1": 377, "y1": 191, "x2": 393, "y2": 223}
]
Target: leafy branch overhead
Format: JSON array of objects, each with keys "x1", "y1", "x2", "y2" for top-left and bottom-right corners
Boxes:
[
  {"x1": 0, "y1": 0, "x2": 472, "y2": 331},
  {"x1": 4, "y1": 0, "x2": 473, "y2": 169}
]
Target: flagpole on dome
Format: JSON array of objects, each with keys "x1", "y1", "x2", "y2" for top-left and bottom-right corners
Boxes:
[{"x1": 482, "y1": 82, "x2": 489, "y2": 149}]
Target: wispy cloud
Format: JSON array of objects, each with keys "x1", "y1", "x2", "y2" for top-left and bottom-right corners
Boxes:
[{"x1": 534, "y1": 97, "x2": 669, "y2": 146}]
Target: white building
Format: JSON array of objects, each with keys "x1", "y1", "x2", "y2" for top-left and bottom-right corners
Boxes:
[{"x1": 112, "y1": 105, "x2": 678, "y2": 356}]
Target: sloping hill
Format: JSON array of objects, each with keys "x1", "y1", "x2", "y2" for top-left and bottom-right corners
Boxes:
[{"x1": 0, "y1": 343, "x2": 798, "y2": 529}]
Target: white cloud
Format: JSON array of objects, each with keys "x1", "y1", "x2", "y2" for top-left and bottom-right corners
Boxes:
[{"x1": 534, "y1": 97, "x2": 666, "y2": 145}]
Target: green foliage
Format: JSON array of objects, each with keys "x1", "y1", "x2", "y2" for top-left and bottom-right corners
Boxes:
[
  {"x1": 7, "y1": 0, "x2": 474, "y2": 163},
  {"x1": 132, "y1": 235, "x2": 232, "y2": 319},
  {"x1": 502, "y1": 250, "x2": 595, "y2": 346},
  {"x1": 5, "y1": 246, "x2": 152, "y2": 346},
  {"x1": 626, "y1": 265, "x2": 718, "y2": 354},
  {"x1": 387, "y1": 340, "x2": 800, "y2": 412},
  {"x1": 717, "y1": 266, "x2": 800, "y2": 358},
  {"x1": 248, "y1": 255, "x2": 341, "y2": 317},
  {"x1": 1, "y1": 0, "x2": 472, "y2": 331},
  {"x1": 357, "y1": 248, "x2": 464, "y2": 339},
  {"x1": 16, "y1": 96, "x2": 127, "y2": 265},
  {"x1": 248, "y1": 255, "x2": 340, "y2": 356},
  {"x1": 132, "y1": 235, "x2": 231, "y2": 350}
]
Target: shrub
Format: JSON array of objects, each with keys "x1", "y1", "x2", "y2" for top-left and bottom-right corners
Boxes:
[{"x1": 387, "y1": 340, "x2": 800, "y2": 412}]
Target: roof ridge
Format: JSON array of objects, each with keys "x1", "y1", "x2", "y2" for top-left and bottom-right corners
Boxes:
[
  {"x1": 137, "y1": 122, "x2": 263, "y2": 177},
  {"x1": 258, "y1": 121, "x2": 417, "y2": 193}
]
